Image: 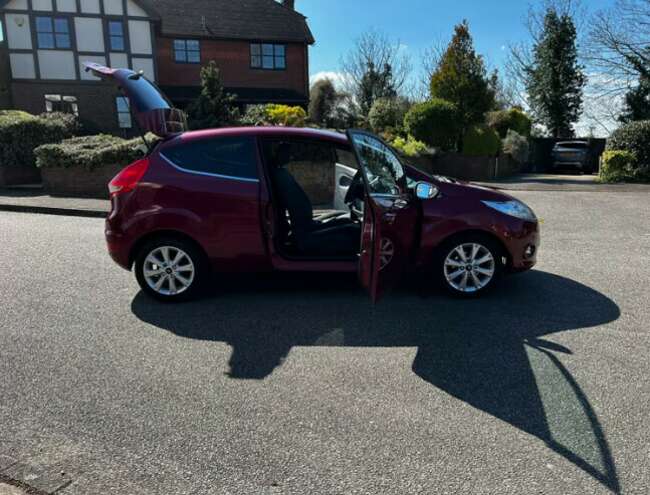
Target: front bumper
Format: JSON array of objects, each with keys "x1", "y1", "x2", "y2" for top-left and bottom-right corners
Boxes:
[{"x1": 500, "y1": 220, "x2": 540, "y2": 272}]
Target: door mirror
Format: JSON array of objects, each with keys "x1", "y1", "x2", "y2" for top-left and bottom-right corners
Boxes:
[{"x1": 415, "y1": 182, "x2": 439, "y2": 200}]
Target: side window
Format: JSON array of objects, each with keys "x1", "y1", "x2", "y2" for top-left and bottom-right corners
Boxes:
[
  {"x1": 162, "y1": 136, "x2": 258, "y2": 180},
  {"x1": 349, "y1": 133, "x2": 404, "y2": 195}
]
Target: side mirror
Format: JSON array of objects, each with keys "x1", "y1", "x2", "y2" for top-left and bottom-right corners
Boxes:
[{"x1": 415, "y1": 181, "x2": 439, "y2": 200}]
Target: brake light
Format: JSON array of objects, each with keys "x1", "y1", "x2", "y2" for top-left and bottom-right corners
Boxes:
[{"x1": 108, "y1": 157, "x2": 150, "y2": 197}]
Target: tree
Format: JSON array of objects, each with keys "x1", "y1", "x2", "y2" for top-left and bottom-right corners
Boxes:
[
  {"x1": 429, "y1": 21, "x2": 496, "y2": 142},
  {"x1": 340, "y1": 30, "x2": 411, "y2": 117},
  {"x1": 186, "y1": 61, "x2": 238, "y2": 130},
  {"x1": 357, "y1": 62, "x2": 397, "y2": 116},
  {"x1": 309, "y1": 78, "x2": 338, "y2": 127},
  {"x1": 620, "y1": 76, "x2": 650, "y2": 122},
  {"x1": 525, "y1": 9, "x2": 586, "y2": 137}
]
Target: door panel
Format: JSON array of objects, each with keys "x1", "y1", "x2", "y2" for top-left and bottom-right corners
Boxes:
[
  {"x1": 333, "y1": 162, "x2": 357, "y2": 211},
  {"x1": 347, "y1": 130, "x2": 419, "y2": 302}
]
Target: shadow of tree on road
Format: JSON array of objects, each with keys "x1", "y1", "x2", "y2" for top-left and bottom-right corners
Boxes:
[{"x1": 131, "y1": 270, "x2": 621, "y2": 493}]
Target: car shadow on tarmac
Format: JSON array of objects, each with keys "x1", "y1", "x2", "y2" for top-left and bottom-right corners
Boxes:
[{"x1": 131, "y1": 270, "x2": 621, "y2": 493}]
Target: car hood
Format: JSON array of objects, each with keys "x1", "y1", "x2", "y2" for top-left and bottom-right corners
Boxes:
[{"x1": 433, "y1": 175, "x2": 516, "y2": 201}]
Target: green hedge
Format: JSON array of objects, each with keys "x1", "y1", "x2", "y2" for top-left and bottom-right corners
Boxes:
[
  {"x1": 600, "y1": 150, "x2": 650, "y2": 183},
  {"x1": 486, "y1": 108, "x2": 532, "y2": 138},
  {"x1": 35, "y1": 134, "x2": 149, "y2": 171},
  {"x1": 0, "y1": 110, "x2": 77, "y2": 168},
  {"x1": 391, "y1": 135, "x2": 429, "y2": 157},
  {"x1": 404, "y1": 99, "x2": 459, "y2": 151},
  {"x1": 462, "y1": 125, "x2": 501, "y2": 157},
  {"x1": 607, "y1": 120, "x2": 650, "y2": 168}
]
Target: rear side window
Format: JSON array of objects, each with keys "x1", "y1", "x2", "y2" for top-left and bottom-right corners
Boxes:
[{"x1": 161, "y1": 136, "x2": 259, "y2": 180}]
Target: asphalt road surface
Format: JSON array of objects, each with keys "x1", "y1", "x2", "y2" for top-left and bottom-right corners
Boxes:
[{"x1": 1, "y1": 190, "x2": 648, "y2": 494}]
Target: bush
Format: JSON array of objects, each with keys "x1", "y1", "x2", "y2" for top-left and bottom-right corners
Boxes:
[
  {"x1": 502, "y1": 130, "x2": 529, "y2": 163},
  {"x1": 404, "y1": 99, "x2": 459, "y2": 150},
  {"x1": 462, "y1": 125, "x2": 501, "y2": 157},
  {"x1": 391, "y1": 136, "x2": 429, "y2": 157},
  {"x1": 265, "y1": 104, "x2": 307, "y2": 127},
  {"x1": 309, "y1": 78, "x2": 338, "y2": 127},
  {"x1": 607, "y1": 120, "x2": 650, "y2": 168},
  {"x1": 0, "y1": 110, "x2": 77, "y2": 168},
  {"x1": 35, "y1": 134, "x2": 151, "y2": 170},
  {"x1": 599, "y1": 150, "x2": 650, "y2": 182},
  {"x1": 241, "y1": 104, "x2": 307, "y2": 127},
  {"x1": 486, "y1": 108, "x2": 532, "y2": 138},
  {"x1": 368, "y1": 97, "x2": 409, "y2": 133}
]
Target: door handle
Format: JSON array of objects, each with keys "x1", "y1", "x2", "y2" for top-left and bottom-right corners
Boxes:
[{"x1": 393, "y1": 198, "x2": 409, "y2": 209}]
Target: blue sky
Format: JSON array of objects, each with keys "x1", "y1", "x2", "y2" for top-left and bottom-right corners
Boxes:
[{"x1": 300, "y1": 0, "x2": 614, "y2": 82}]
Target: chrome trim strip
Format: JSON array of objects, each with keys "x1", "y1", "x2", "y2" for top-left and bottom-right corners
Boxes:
[{"x1": 159, "y1": 152, "x2": 260, "y2": 183}]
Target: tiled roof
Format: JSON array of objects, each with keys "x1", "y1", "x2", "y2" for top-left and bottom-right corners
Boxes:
[{"x1": 150, "y1": 0, "x2": 315, "y2": 44}]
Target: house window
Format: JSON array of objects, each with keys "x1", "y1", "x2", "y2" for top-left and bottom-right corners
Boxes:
[
  {"x1": 116, "y1": 96, "x2": 132, "y2": 128},
  {"x1": 250, "y1": 43, "x2": 285, "y2": 70},
  {"x1": 108, "y1": 21, "x2": 125, "y2": 51},
  {"x1": 36, "y1": 17, "x2": 70, "y2": 49},
  {"x1": 44, "y1": 95, "x2": 78, "y2": 115},
  {"x1": 173, "y1": 39, "x2": 200, "y2": 63}
]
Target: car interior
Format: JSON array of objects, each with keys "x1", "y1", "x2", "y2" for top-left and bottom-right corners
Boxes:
[{"x1": 263, "y1": 139, "x2": 365, "y2": 259}]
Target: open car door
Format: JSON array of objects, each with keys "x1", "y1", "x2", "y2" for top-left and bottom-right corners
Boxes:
[
  {"x1": 347, "y1": 130, "x2": 419, "y2": 302},
  {"x1": 83, "y1": 62, "x2": 186, "y2": 137}
]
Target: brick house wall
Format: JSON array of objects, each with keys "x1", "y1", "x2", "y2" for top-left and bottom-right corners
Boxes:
[{"x1": 10, "y1": 81, "x2": 135, "y2": 137}]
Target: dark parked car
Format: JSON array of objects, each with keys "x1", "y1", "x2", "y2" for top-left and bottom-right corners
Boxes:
[
  {"x1": 87, "y1": 63, "x2": 539, "y2": 302},
  {"x1": 551, "y1": 141, "x2": 592, "y2": 173}
]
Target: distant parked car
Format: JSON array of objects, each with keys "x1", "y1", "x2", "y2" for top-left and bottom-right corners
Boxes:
[
  {"x1": 551, "y1": 141, "x2": 592, "y2": 173},
  {"x1": 86, "y1": 63, "x2": 539, "y2": 303}
]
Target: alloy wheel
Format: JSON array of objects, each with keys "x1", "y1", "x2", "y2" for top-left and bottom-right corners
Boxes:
[
  {"x1": 443, "y1": 243, "x2": 495, "y2": 293},
  {"x1": 143, "y1": 246, "x2": 195, "y2": 296}
]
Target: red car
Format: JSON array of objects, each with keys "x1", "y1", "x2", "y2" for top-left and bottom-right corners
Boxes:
[{"x1": 87, "y1": 63, "x2": 539, "y2": 302}]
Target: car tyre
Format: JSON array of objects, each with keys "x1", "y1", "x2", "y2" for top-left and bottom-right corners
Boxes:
[
  {"x1": 135, "y1": 237, "x2": 208, "y2": 302},
  {"x1": 436, "y1": 234, "x2": 505, "y2": 298}
]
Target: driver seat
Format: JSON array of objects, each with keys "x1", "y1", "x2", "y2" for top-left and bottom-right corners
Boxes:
[{"x1": 272, "y1": 144, "x2": 360, "y2": 256}]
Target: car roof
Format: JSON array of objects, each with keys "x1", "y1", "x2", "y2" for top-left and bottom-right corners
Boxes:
[{"x1": 173, "y1": 127, "x2": 350, "y2": 146}]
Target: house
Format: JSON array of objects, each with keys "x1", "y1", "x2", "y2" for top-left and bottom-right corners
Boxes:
[{"x1": 0, "y1": 0, "x2": 314, "y2": 134}]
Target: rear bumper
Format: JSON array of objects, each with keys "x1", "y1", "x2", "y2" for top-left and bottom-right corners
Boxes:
[{"x1": 105, "y1": 220, "x2": 132, "y2": 270}]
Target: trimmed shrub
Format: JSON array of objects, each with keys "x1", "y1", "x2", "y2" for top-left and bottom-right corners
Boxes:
[
  {"x1": 368, "y1": 97, "x2": 409, "y2": 133},
  {"x1": 599, "y1": 150, "x2": 650, "y2": 182},
  {"x1": 502, "y1": 130, "x2": 529, "y2": 163},
  {"x1": 487, "y1": 108, "x2": 532, "y2": 138},
  {"x1": 0, "y1": 110, "x2": 77, "y2": 168},
  {"x1": 462, "y1": 125, "x2": 501, "y2": 157},
  {"x1": 391, "y1": 136, "x2": 429, "y2": 157},
  {"x1": 35, "y1": 134, "x2": 151, "y2": 170},
  {"x1": 404, "y1": 98, "x2": 459, "y2": 150},
  {"x1": 241, "y1": 104, "x2": 307, "y2": 127},
  {"x1": 265, "y1": 104, "x2": 307, "y2": 127},
  {"x1": 606, "y1": 120, "x2": 650, "y2": 168}
]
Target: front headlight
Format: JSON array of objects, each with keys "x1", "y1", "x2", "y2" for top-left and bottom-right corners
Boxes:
[{"x1": 481, "y1": 200, "x2": 537, "y2": 221}]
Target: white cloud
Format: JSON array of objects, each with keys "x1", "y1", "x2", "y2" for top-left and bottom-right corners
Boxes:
[{"x1": 309, "y1": 71, "x2": 353, "y2": 90}]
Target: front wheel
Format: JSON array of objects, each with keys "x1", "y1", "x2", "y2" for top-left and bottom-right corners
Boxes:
[
  {"x1": 436, "y1": 236, "x2": 504, "y2": 297},
  {"x1": 135, "y1": 237, "x2": 207, "y2": 302}
]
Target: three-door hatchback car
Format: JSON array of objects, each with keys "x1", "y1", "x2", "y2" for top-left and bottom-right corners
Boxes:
[{"x1": 86, "y1": 63, "x2": 540, "y2": 302}]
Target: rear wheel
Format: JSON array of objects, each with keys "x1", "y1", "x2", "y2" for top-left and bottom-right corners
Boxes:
[
  {"x1": 436, "y1": 235, "x2": 504, "y2": 297},
  {"x1": 135, "y1": 237, "x2": 207, "y2": 302}
]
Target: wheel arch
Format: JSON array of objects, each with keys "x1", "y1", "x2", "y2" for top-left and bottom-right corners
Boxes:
[{"x1": 128, "y1": 229, "x2": 210, "y2": 269}]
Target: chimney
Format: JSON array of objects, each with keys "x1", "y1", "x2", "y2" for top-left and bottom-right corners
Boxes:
[{"x1": 282, "y1": 0, "x2": 295, "y2": 10}]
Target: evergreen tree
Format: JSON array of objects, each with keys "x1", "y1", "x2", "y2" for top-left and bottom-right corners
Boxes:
[
  {"x1": 187, "y1": 61, "x2": 238, "y2": 130},
  {"x1": 309, "y1": 78, "x2": 338, "y2": 127},
  {"x1": 619, "y1": 76, "x2": 650, "y2": 123},
  {"x1": 525, "y1": 9, "x2": 585, "y2": 137},
  {"x1": 430, "y1": 20, "x2": 495, "y2": 140}
]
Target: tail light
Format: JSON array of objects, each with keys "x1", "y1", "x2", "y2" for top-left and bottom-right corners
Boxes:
[{"x1": 108, "y1": 157, "x2": 150, "y2": 197}]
